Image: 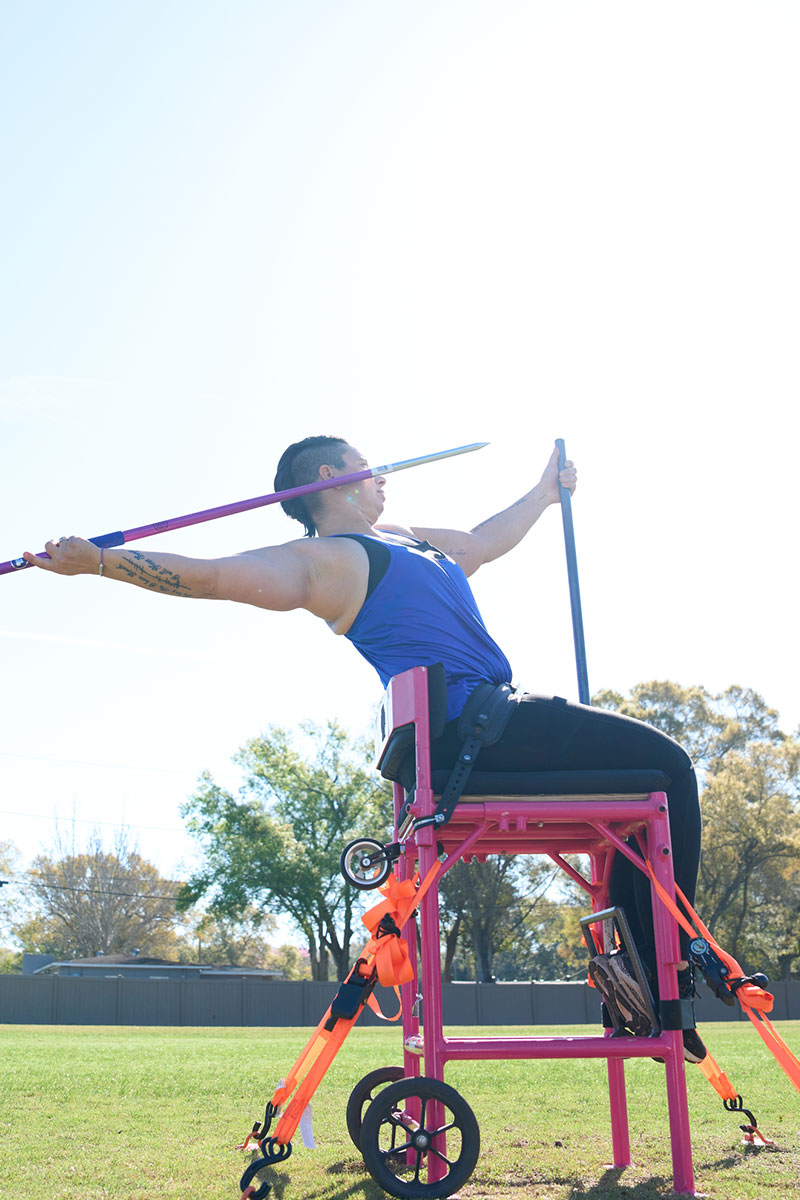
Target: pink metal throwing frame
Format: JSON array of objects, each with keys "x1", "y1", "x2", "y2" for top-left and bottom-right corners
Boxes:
[{"x1": 380, "y1": 665, "x2": 695, "y2": 1196}]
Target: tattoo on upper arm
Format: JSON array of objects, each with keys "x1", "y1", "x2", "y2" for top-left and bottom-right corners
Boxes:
[{"x1": 118, "y1": 551, "x2": 192, "y2": 596}]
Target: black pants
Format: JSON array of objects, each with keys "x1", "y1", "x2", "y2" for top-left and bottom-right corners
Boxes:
[{"x1": 431, "y1": 694, "x2": 702, "y2": 991}]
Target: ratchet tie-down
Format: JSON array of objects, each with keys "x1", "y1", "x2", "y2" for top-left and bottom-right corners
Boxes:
[{"x1": 238, "y1": 862, "x2": 440, "y2": 1199}]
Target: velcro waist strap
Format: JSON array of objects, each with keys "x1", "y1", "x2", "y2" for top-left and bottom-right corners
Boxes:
[{"x1": 435, "y1": 682, "x2": 519, "y2": 826}]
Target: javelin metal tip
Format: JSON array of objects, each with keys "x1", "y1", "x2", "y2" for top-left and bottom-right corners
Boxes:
[{"x1": 373, "y1": 442, "x2": 489, "y2": 476}]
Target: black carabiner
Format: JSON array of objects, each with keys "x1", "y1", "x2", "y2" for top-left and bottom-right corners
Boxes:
[
  {"x1": 239, "y1": 1138, "x2": 293, "y2": 1199},
  {"x1": 723, "y1": 1095, "x2": 759, "y2": 1130}
]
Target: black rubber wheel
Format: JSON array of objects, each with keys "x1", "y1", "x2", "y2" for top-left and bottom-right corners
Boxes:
[
  {"x1": 346, "y1": 1065, "x2": 405, "y2": 1150},
  {"x1": 360, "y1": 1076, "x2": 480, "y2": 1199},
  {"x1": 340, "y1": 838, "x2": 393, "y2": 890}
]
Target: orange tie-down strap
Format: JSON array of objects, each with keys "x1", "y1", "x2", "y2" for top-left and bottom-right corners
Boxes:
[
  {"x1": 697, "y1": 1050, "x2": 774, "y2": 1146},
  {"x1": 645, "y1": 860, "x2": 800, "y2": 1096},
  {"x1": 258, "y1": 862, "x2": 441, "y2": 1150}
]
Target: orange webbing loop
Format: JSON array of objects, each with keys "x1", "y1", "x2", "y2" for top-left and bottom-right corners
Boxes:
[
  {"x1": 365, "y1": 986, "x2": 403, "y2": 1022},
  {"x1": 264, "y1": 860, "x2": 444, "y2": 1147},
  {"x1": 360, "y1": 862, "x2": 442, "y2": 988}
]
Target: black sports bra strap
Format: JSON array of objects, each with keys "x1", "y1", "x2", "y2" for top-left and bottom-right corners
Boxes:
[{"x1": 331, "y1": 535, "x2": 391, "y2": 600}]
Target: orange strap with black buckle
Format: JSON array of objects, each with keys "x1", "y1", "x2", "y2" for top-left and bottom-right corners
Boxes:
[
  {"x1": 645, "y1": 859, "x2": 800, "y2": 1096},
  {"x1": 247, "y1": 861, "x2": 442, "y2": 1153}
]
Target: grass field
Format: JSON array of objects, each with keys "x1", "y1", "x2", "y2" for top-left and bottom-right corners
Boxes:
[{"x1": 0, "y1": 1023, "x2": 798, "y2": 1200}]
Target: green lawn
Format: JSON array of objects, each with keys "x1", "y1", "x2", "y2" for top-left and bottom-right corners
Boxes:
[{"x1": 0, "y1": 1023, "x2": 798, "y2": 1199}]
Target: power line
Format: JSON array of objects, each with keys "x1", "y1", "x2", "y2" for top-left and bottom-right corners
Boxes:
[{"x1": 12, "y1": 876, "x2": 182, "y2": 902}]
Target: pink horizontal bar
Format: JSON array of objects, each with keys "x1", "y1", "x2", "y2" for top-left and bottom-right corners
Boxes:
[
  {"x1": 438, "y1": 840, "x2": 602, "y2": 857},
  {"x1": 438, "y1": 1035, "x2": 676, "y2": 1061},
  {"x1": 445, "y1": 798, "x2": 662, "y2": 822},
  {"x1": 440, "y1": 824, "x2": 637, "y2": 841}
]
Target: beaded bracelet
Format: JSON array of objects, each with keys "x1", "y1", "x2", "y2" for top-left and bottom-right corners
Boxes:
[{"x1": 99, "y1": 548, "x2": 105, "y2": 577}]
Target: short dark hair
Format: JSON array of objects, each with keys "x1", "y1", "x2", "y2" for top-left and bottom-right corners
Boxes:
[{"x1": 274, "y1": 435, "x2": 349, "y2": 537}]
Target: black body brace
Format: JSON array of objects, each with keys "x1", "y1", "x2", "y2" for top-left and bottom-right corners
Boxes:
[{"x1": 427, "y1": 681, "x2": 519, "y2": 828}]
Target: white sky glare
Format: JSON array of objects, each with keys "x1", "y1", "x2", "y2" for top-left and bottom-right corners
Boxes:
[{"x1": 1, "y1": 1, "x2": 798, "y2": 887}]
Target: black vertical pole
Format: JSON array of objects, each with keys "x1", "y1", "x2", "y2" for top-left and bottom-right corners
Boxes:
[{"x1": 555, "y1": 438, "x2": 590, "y2": 705}]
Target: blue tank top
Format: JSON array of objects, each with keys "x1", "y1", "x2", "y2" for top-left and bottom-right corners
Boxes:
[{"x1": 336, "y1": 533, "x2": 513, "y2": 721}]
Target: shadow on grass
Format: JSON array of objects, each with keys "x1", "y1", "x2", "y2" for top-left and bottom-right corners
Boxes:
[
  {"x1": 578, "y1": 1170, "x2": 676, "y2": 1198},
  {"x1": 466, "y1": 1165, "x2": 678, "y2": 1198},
  {"x1": 243, "y1": 1150, "x2": 791, "y2": 1200},
  {"x1": 697, "y1": 1142, "x2": 790, "y2": 1171},
  {"x1": 320, "y1": 1160, "x2": 393, "y2": 1200}
]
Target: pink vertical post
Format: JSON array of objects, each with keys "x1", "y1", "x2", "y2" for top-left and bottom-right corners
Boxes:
[
  {"x1": 384, "y1": 667, "x2": 444, "y2": 1178},
  {"x1": 396, "y1": 780, "x2": 421, "y2": 1081},
  {"x1": 415, "y1": 725, "x2": 449, "y2": 1179},
  {"x1": 591, "y1": 848, "x2": 631, "y2": 1167},
  {"x1": 648, "y1": 800, "x2": 695, "y2": 1196}
]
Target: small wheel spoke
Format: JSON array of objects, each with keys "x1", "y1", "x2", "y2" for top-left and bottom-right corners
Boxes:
[
  {"x1": 429, "y1": 1146, "x2": 456, "y2": 1167},
  {"x1": 431, "y1": 1119, "x2": 457, "y2": 1137},
  {"x1": 382, "y1": 1140, "x2": 412, "y2": 1161}
]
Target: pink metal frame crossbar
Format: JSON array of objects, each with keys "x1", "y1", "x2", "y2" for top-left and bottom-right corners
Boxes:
[{"x1": 382, "y1": 665, "x2": 695, "y2": 1196}]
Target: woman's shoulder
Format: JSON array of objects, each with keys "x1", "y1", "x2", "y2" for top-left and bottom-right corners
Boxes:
[{"x1": 372, "y1": 522, "x2": 418, "y2": 540}]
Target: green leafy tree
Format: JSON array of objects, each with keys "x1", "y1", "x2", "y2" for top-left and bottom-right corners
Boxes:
[
  {"x1": 176, "y1": 906, "x2": 277, "y2": 966},
  {"x1": 0, "y1": 841, "x2": 22, "y2": 973},
  {"x1": 261, "y1": 943, "x2": 312, "y2": 980},
  {"x1": 439, "y1": 857, "x2": 519, "y2": 982},
  {"x1": 440, "y1": 856, "x2": 569, "y2": 982},
  {"x1": 695, "y1": 740, "x2": 800, "y2": 976},
  {"x1": 0, "y1": 840, "x2": 19, "y2": 931},
  {"x1": 179, "y1": 721, "x2": 391, "y2": 981},
  {"x1": 14, "y1": 830, "x2": 184, "y2": 960},
  {"x1": 492, "y1": 861, "x2": 591, "y2": 981},
  {"x1": 593, "y1": 681, "x2": 785, "y2": 771},
  {"x1": 595, "y1": 680, "x2": 800, "y2": 979}
]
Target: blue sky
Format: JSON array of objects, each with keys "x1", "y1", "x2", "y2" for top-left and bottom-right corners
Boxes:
[{"x1": 2, "y1": 1, "x2": 798, "y2": 890}]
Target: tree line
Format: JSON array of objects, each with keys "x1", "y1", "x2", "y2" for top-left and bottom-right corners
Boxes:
[{"x1": 2, "y1": 681, "x2": 798, "y2": 984}]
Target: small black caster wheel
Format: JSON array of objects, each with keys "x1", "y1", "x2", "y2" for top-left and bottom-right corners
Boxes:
[
  {"x1": 340, "y1": 838, "x2": 392, "y2": 890},
  {"x1": 360, "y1": 1075, "x2": 480, "y2": 1198},
  {"x1": 346, "y1": 1065, "x2": 405, "y2": 1150}
]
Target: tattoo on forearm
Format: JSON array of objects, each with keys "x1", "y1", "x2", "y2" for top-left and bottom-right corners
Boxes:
[
  {"x1": 117, "y1": 551, "x2": 192, "y2": 595},
  {"x1": 473, "y1": 497, "x2": 530, "y2": 533}
]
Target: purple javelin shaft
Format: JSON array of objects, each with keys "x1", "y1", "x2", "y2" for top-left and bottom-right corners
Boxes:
[{"x1": 1, "y1": 442, "x2": 487, "y2": 576}]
